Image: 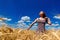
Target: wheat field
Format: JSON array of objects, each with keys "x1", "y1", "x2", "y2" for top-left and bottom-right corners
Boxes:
[{"x1": 0, "y1": 25, "x2": 60, "y2": 40}]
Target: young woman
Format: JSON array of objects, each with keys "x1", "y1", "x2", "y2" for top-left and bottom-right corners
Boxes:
[{"x1": 27, "y1": 11, "x2": 51, "y2": 33}]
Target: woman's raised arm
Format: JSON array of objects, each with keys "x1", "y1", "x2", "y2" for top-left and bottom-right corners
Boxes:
[
  {"x1": 27, "y1": 18, "x2": 38, "y2": 30},
  {"x1": 47, "y1": 18, "x2": 51, "y2": 25}
]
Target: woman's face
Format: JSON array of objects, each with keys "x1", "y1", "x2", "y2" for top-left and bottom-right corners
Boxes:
[
  {"x1": 39, "y1": 12, "x2": 44, "y2": 17},
  {"x1": 40, "y1": 14, "x2": 44, "y2": 17}
]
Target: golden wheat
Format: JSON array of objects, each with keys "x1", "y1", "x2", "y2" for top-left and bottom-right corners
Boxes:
[{"x1": 0, "y1": 25, "x2": 60, "y2": 40}]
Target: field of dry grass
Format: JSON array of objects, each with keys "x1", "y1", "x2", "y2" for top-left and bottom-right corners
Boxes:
[{"x1": 0, "y1": 25, "x2": 60, "y2": 40}]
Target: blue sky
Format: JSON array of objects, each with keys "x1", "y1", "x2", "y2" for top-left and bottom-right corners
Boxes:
[{"x1": 0, "y1": 0, "x2": 60, "y2": 30}]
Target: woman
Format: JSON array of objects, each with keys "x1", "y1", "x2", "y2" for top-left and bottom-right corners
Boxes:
[{"x1": 27, "y1": 11, "x2": 51, "y2": 33}]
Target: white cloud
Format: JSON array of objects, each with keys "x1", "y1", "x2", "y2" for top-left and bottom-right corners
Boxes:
[
  {"x1": 18, "y1": 20, "x2": 24, "y2": 23},
  {"x1": 46, "y1": 23, "x2": 59, "y2": 27},
  {"x1": 17, "y1": 16, "x2": 31, "y2": 29},
  {"x1": 53, "y1": 15, "x2": 60, "y2": 19},
  {"x1": 46, "y1": 23, "x2": 59, "y2": 29},
  {"x1": 0, "y1": 17, "x2": 12, "y2": 27},
  {"x1": 17, "y1": 16, "x2": 38, "y2": 30},
  {"x1": 17, "y1": 23, "x2": 27, "y2": 28},
  {"x1": 45, "y1": 23, "x2": 60, "y2": 30},
  {"x1": 21, "y1": 16, "x2": 30, "y2": 22},
  {"x1": 2, "y1": 18, "x2": 12, "y2": 21},
  {"x1": 17, "y1": 16, "x2": 31, "y2": 27},
  {"x1": 52, "y1": 24, "x2": 59, "y2": 26},
  {"x1": 0, "y1": 17, "x2": 12, "y2": 21}
]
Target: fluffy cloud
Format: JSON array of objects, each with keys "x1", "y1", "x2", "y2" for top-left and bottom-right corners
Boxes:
[
  {"x1": 2, "y1": 18, "x2": 12, "y2": 21},
  {"x1": 46, "y1": 23, "x2": 59, "y2": 27},
  {"x1": 21, "y1": 16, "x2": 30, "y2": 22},
  {"x1": 17, "y1": 16, "x2": 31, "y2": 29},
  {"x1": 0, "y1": 17, "x2": 12, "y2": 26},
  {"x1": 16, "y1": 22, "x2": 28, "y2": 29},
  {"x1": 17, "y1": 16, "x2": 38, "y2": 30},
  {"x1": 18, "y1": 20, "x2": 24, "y2": 23},
  {"x1": 52, "y1": 24, "x2": 59, "y2": 26},
  {"x1": 0, "y1": 17, "x2": 12, "y2": 21},
  {"x1": 45, "y1": 23, "x2": 60, "y2": 30},
  {"x1": 53, "y1": 15, "x2": 60, "y2": 19}
]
